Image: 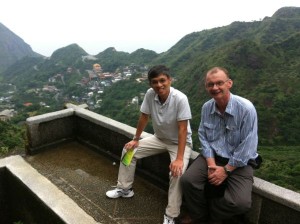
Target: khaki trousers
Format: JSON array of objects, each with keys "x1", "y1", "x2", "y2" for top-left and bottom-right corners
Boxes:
[{"x1": 117, "y1": 135, "x2": 192, "y2": 218}]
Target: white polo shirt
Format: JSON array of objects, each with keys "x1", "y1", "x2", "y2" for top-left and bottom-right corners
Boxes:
[{"x1": 140, "y1": 87, "x2": 192, "y2": 145}]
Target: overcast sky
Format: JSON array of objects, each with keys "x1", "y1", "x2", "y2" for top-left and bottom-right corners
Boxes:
[{"x1": 1, "y1": 0, "x2": 299, "y2": 56}]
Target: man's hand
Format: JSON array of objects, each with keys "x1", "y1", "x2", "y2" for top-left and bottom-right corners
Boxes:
[
  {"x1": 207, "y1": 165, "x2": 227, "y2": 186},
  {"x1": 124, "y1": 140, "x2": 139, "y2": 150},
  {"x1": 169, "y1": 159, "x2": 184, "y2": 177}
]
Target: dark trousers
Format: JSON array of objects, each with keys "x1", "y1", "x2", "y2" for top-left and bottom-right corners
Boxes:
[{"x1": 180, "y1": 155, "x2": 253, "y2": 222}]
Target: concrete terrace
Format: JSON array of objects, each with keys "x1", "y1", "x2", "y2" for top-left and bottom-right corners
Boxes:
[
  {"x1": 25, "y1": 141, "x2": 168, "y2": 224},
  {"x1": 2, "y1": 103, "x2": 299, "y2": 224}
]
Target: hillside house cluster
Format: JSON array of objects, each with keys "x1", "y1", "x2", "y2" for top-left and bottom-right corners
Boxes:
[
  {"x1": 0, "y1": 109, "x2": 16, "y2": 121},
  {"x1": 0, "y1": 62, "x2": 150, "y2": 119}
]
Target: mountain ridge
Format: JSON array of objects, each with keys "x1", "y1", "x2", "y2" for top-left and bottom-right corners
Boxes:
[
  {"x1": 0, "y1": 22, "x2": 41, "y2": 72},
  {"x1": 0, "y1": 6, "x2": 300, "y2": 147}
]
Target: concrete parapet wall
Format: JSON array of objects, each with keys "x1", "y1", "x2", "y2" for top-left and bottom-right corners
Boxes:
[
  {"x1": 26, "y1": 105, "x2": 300, "y2": 223},
  {"x1": 0, "y1": 156, "x2": 98, "y2": 224},
  {"x1": 26, "y1": 109, "x2": 76, "y2": 154}
]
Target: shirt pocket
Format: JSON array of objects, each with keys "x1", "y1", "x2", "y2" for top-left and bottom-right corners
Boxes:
[
  {"x1": 203, "y1": 122, "x2": 217, "y2": 142},
  {"x1": 226, "y1": 125, "x2": 240, "y2": 147}
]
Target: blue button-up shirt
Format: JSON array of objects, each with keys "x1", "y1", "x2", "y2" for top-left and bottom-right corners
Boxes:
[{"x1": 199, "y1": 93, "x2": 258, "y2": 167}]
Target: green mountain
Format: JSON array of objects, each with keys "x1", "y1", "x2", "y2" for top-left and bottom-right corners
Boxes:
[
  {"x1": 0, "y1": 23, "x2": 40, "y2": 73},
  {"x1": 51, "y1": 43, "x2": 88, "y2": 66},
  {"x1": 95, "y1": 47, "x2": 158, "y2": 72},
  {"x1": 98, "y1": 6, "x2": 300, "y2": 146},
  {"x1": 0, "y1": 6, "x2": 300, "y2": 149}
]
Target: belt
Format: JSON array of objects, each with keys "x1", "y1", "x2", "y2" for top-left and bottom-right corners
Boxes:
[
  {"x1": 214, "y1": 154, "x2": 262, "y2": 169},
  {"x1": 214, "y1": 155, "x2": 229, "y2": 165}
]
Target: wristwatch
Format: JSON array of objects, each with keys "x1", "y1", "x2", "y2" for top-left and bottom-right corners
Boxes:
[
  {"x1": 132, "y1": 135, "x2": 141, "y2": 141},
  {"x1": 223, "y1": 166, "x2": 232, "y2": 176}
]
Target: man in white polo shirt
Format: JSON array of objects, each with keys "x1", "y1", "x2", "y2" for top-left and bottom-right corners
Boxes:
[{"x1": 106, "y1": 65, "x2": 193, "y2": 224}]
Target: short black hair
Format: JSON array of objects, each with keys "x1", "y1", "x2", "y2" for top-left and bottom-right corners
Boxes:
[{"x1": 148, "y1": 65, "x2": 170, "y2": 82}]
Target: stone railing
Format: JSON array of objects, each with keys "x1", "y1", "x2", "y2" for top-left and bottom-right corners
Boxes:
[
  {"x1": 26, "y1": 104, "x2": 300, "y2": 224},
  {"x1": 0, "y1": 155, "x2": 98, "y2": 224}
]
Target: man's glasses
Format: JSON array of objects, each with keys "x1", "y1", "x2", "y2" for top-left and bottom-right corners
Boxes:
[{"x1": 206, "y1": 79, "x2": 230, "y2": 88}]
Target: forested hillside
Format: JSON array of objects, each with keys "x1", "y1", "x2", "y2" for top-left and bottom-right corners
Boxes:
[
  {"x1": 0, "y1": 7, "x2": 299, "y2": 147},
  {"x1": 0, "y1": 23, "x2": 40, "y2": 73},
  {"x1": 0, "y1": 6, "x2": 299, "y2": 192},
  {"x1": 98, "y1": 7, "x2": 300, "y2": 147}
]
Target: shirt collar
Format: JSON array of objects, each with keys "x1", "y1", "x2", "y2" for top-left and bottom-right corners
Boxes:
[
  {"x1": 225, "y1": 94, "x2": 235, "y2": 116},
  {"x1": 211, "y1": 93, "x2": 235, "y2": 116}
]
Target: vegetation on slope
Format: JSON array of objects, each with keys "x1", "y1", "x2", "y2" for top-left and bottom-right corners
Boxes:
[{"x1": 0, "y1": 7, "x2": 300, "y2": 192}]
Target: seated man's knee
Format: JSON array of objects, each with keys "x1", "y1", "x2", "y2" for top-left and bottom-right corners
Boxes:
[
  {"x1": 229, "y1": 197, "x2": 252, "y2": 213},
  {"x1": 180, "y1": 173, "x2": 192, "y2": 189},
  {"x1": 180, "y1": 173, "x2": 188, "y2": 186},
  {"x1": 238, "y1": 200, "x2": 252, "y2": 213}
]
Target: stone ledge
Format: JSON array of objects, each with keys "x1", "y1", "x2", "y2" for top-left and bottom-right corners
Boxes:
[
  {"x1": 26, "y1": 108, "x2": 74, "y2": 124},
  {"x1": 253, "y1": 177, "x2": 300, "y2": 211},
  {"x1": 0, "y1": 155, "x2": 99, "y2": 224},
  {"x1": 74, "y1": 107, "x2": 152, "y2": 140}
]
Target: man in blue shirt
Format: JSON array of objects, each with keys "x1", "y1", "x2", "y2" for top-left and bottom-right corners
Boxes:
[{"x1": 181, "y1": 67, "x2": 259, "y2": 224}]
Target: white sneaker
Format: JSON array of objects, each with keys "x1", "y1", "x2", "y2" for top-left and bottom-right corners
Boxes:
[
  {"x1": 106, "y1": 188, "x2": 134, "y2": 198},
  {"x1": 163, "y1": 214, "x2": 175, "y2": 224}
]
